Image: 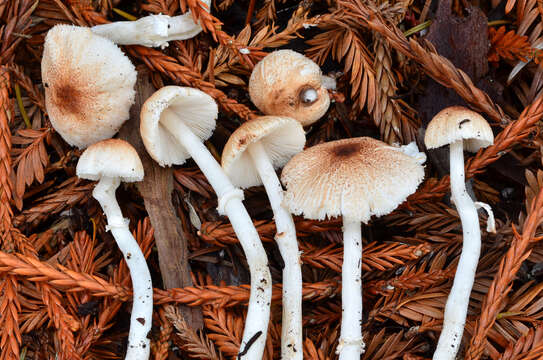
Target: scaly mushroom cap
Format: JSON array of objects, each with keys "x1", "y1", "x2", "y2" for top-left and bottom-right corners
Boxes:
[
  {"x1": 281, "y1": 137, "x2": 425, "y2": 223},
  {"x1": 76, "y1": 139, "x2": 144, "y2": 182},
  {"x1": 140, "y1": 86, "x2": 218, "y2": 166},
  {"x1": 42, "y1": 25, "x2": 137, "y2": 149},
  {"x1": 424, "y1": 106, "x2": 494, "y2": 152},
  {"x1": 222, "y1": 116, "x2": 305, "y2": 188},
  {"x1": 249, "y1": 50, "x2": 330, "y2": 127}
]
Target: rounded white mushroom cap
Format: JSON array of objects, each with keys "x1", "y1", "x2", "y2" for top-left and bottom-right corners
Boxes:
[
  {"x1": 76, "y1": 139, "x2": 144, "y2": 182},
  {"x1": 42, "y1": 25, "x2": 137, "y2": 149},
  {"x1": 140, "y1": 86, "x2": 218, "y2": 166},
  {"x1": 249, "y1": 50, "x2": 330, "y2": 127},
  {"x1": 281, "y1": 137, "x2": 425, "y2": 223},
  {"x1": 222, "y1": 116, "x2": 305, "y2": 188},
  {"x1": 424, "y1": 106, "x2": 494, "y2": 152}
]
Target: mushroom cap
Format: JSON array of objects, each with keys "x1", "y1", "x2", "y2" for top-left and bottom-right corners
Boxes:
[
  {"x1": 249, "y1": 50, "x2": 330, "y2": 127},
  {"x1": 42, "y1": 25, "x2": 137, "y2": 149},
  {"x1": 140, "y1": 86, "x2": 218, "y2": 166},
  {"x1": 424, "y1": 106, "x2": 494, "y2": 152},
  {"x1": 281, "y1": 137, "x2": 425, "y2": 223},
  {"x1": 222, "y1": 116, "x2": 305, "y2": 188},
  {"x1": 76, "y1": 139, "x2": 144, "y2": 182}
]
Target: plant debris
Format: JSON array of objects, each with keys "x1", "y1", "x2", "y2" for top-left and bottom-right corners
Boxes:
[{"x1": 2, "y1": 0, "x2": 543, "y2": 359}]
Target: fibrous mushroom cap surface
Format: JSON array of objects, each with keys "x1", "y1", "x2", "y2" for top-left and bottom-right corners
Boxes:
[
  {"x1": 249, "y1": 50, "x2": 330, "y2": 126},
  {"x1": 42, "y1": 25, "x2": 137, "y2": 149},
  {"x1": 424, "y1": 106, "x2": 494, "y2": 152},
  {"x1": 76, "y1": 139, "x2": 144, "y2": 182},
  {"x1": 222, "y1": 116, "x2": 305, "y2": 188},
  {"x1": 281, "y1": 137, "x2": 425, "y2": 223}
]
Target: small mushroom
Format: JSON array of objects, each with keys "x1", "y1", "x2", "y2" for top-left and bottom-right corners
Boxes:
[
  {"x1": 222, "y1": 116, "x2": 305, "y2": 360},
  {"x1": 140, "y1": 86, "x2": 271, "y2": 360},
  {"x1": 91, "y1": 1, "x2": 210, "y2": 49},
  {"x1": 76, "y1": 139, "x2": 152, "y2": 360},
  {"x1": 281, "y1": 137, "x2": 425, "y2": 360},
  {"x1": 425, "y1": 106, "x2": 494, "y2": 360},
  {"x1": 42, "y1": 25, "x2": 137, "y2": 149},
  {"x1": 249, "y1": 50, "x2": 331, "y2": 126}
]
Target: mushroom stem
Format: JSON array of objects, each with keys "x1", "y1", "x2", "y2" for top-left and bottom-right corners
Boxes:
[
  {"x1": 161, "y1": 115, "x2": 272, "y2": 359},
  {"x1": 91, "y1": 13, "x2": 203, "y2": 48},
  {"x1": 247, "y1": 141, "x2": 302, "y2": 360},
  {"x1": 93, "y1": 176, "x2": 153, "y2": 360},
  {"x1": 433, "y1": 140, "x2": 481, "y2": 360},
  {"x1": 337, "y1": 217, "x2": 364, "y2": 360}
]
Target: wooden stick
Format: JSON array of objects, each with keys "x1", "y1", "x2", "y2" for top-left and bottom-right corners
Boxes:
[{"x1": 119, "y1": 67, "x2": 203, "y2": 328}]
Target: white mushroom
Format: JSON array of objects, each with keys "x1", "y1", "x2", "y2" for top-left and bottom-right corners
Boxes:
[
  {"x1": 42, "y1": 25, "x2": 137, "y2": 149},
  {"x1": 76, "y1": 139, "x2": 152, "y2": 360},
  {"x1": 90, "y1": 0, "x2": 210, "y2": 49},
  {"x1": 281, "y1": 137, "x2": 425, "y2": 360},
  {"x1": 140, "y1": 86, "x2": 271, "y2": 359},
  {"x1": 425, "y1": 106, "x2": 495, "y2": 360},
  {"x1": 249, "y1": 50, "x2": 331, "y2": 126},
  {"x1": 222, "y1": 116, "x2": 305, "y2": 360}
]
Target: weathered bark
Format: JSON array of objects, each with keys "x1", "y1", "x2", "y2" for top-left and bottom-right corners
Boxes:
[{"x1": 119, "y1": 68, "x2": 203, "y2": 328}]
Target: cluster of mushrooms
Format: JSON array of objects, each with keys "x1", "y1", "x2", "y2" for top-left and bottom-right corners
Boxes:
[{"x1": 41, "y1": 15, "x2": 496, "y2": 360}]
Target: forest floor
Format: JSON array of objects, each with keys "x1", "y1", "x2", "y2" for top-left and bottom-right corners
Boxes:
[{"x1": 1, "y1": 0, "x2": 543, "y2": 359}]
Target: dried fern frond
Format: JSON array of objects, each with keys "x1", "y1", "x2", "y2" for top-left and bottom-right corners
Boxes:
[
  {"x1": 300, "y1": 241, "x2": 430, "y2": 273},
  {"x1": 369, "y1": 282, "x2": 450, "y2": 326},
  {"x1": 498, "y1": 324, "x2": 543, "y2": 360},
  {"x1": 488, "y1": 26, "x2": 532, "y2": 63},
  {"x1": 10, "y1": 128, "x2": 50, "y2": 210},
  {"x1": 363, "y1": 328, "x2": 413, "y2": 360},
  {"x1": 341, "y1": 0, "x2": 507, "y2": 123},
  {"x1": 366, "y1": 251, "x2": 453, "y2": 297},
  {"x1": 203, "y1": 305, "x2": 242, "y2": 358},
  {"x1": 166, "y1": 304, "x2": 222, "y2": 359},
  {"x1": 373, "y1": 32, "x2": 418, "y2": 144},
  {"x1": 14, "y1": 178, "x2": 93, "y2": 229},
  {"x1": 306, "y1": 18, "x2": 377, "y2": 115}
]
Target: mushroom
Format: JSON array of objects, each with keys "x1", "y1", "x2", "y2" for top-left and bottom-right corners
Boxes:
[
  {"x1": 76, "y1": 139, "x2": 152, "y2": 360},
  {"x1": 221, "y1": 116, "x2": 305, "y2": 359},
  {"x1": 91, "y1": 0, "x2": 210, "y2": 49},
  {"x1": 42, "y1": 25, "x2": 137, "y2": 149},
  {"x1": 249, "y1": 50, "x2": 331, "y2": 126},
  {"x1": 281, "y1": 137, "x2": 425, "y2": 360},
  {"x1": 140, "y1": 86, "x2": 271, "y2": 359},
  {"x1": 424, "y1": 106, "x2": 494, "y2": 360}
]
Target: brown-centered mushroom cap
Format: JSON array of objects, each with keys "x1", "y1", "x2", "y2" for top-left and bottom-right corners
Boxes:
[
  {"x1": 42, "y1": 25, "x2": 137, "y2": 149},
  {"x1": 249, "y1": 50, "x2": 330, "y2": 127},
  {"x1": 281, "y1": 137, "x2": 425, "y2": 223},
  {"x1": 424, "y1": 106, "x2": 494, "y2": 152},
  {"x1": 222, "y1": 116, "x2": 305, "y2": 188},
  {"x1": 76, "y1": 139, "x2": 144, "y2": 182}
]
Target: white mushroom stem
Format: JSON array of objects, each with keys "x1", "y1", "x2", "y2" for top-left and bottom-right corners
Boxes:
[
  {"x1": 160, "y1": 116, "x2": 272, "y2": 359},
  {"x1": 337, "y1": 217, "x2": 364, "y2": 360},
  {"x1": 247, "y1": 141, "x2": 302, "y2": 360},
  {"x1": 433, "y1": 140, "x2": 481, "y2": 360},
  {"x1": 91, "y1": 12, "x2": 204, "y2": 48},
  {"x1": 92, "y1": 176, "x2": 153, "y2": 360}
]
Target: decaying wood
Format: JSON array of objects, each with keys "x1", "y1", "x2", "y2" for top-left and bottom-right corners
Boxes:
[{"x1": 119, "y1": 69, "x2": 203, "y2": 329}]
